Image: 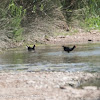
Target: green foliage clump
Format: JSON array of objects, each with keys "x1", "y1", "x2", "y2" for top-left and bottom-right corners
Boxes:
[
  {"x1": 8, "y1": 1, "x2": 26, "y2": 17},
  {"x1": 85, "y1": 15, "x2": 100, "y2": 29},
  {"x1": 61, "y1": 0, "x2": 100, "y2": 30},
  {"x1": 83, "y1": 0, "x2": 100, "y2": 29},
  {"x1": 7, "y1": 0, "x2": 26, "y2": 40}
]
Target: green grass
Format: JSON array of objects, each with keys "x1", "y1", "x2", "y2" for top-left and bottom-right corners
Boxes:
[
  {"x1": 85, "y1": 15, "x2": 100, "y2": 30},
  {"x1": 61, "y1": 0, "x2": 100, "y2": 30}
]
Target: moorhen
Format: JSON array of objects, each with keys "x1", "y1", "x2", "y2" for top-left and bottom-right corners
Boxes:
[
  {"x1": 62, "y1": 45, "x2": 76, "y2": 53},
  {"x1": 27, "y1": 45, "x2": 35, "y2": 51}
]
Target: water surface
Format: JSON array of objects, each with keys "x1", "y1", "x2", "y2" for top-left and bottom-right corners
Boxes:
[{"x1": 0, "y1": 43, "x2": 100, "y2": 72}]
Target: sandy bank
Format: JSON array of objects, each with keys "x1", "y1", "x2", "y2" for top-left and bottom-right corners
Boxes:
[
  {"x1": 0, "y1": 71, "x2": 100, "y2": 100},
  {"x1": 44, "y1": 30, "x2": 100, "y2": 45}
]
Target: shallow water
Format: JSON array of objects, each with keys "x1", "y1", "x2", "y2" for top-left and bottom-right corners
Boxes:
[
  {"x1": 78, "y1": 79, "x2": 100, "y2": 89},
  {"x1": 0, "y1": 43, "x2": 100, "y2": 72}
]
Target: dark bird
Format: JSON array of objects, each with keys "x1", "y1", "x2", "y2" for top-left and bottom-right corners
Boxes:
[
  {"x1": 27, "y1": 45, "x2": 35, "y2": 51},
  {"x1": 88, "y1": 39, "x2": 93, "y2": 42},
  {"x1": 62, "y1": 45, "x2": 76, "y2": 53}
]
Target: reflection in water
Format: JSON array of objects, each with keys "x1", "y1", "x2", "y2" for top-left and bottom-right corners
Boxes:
[{"x1": 0, "y1": 43, "x2": 100, "y2": 72}]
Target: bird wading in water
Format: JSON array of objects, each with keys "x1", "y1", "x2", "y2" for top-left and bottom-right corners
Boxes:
[
  {"x1": 62, "y1": 45, "x2": 76, "y2": 53},
  {"x1": 27, "y1": 45, "x2": 35, "y2": 51}
]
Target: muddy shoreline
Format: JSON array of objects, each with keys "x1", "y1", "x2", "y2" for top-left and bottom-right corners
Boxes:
[
  {"x1": 44, "y1": 30, "x2": 100, "y2": 45},
  {"x1": 0, "y1": 71, "x2": 100, "y2": 100},
  {"x1": 0, "y1": 30, "x2": 100, "y2": 50}
]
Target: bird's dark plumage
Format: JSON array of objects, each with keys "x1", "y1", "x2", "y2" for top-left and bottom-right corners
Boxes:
[
  {"x1": 62, "y1": 45, "x2": 76, "y2": 53},
  {"x1": 27, "y1": 45, "x2": 35, "y2": 51}
]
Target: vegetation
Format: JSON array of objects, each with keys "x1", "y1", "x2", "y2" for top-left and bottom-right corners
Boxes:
[
  {"x1": 61, "y1": 0, "x2": 100, "y2": 30},
  {"x1": 0, "y1": 0, "x2": 26, "y2": 41},
  {"x1": 8, "y1": 0, "x2": 26, "y2": 40},
  {"x1": 0, "y1": 0, "x2": 100, "y2": 41}
]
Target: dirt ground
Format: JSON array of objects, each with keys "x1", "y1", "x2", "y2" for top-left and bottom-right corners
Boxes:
[
  {"x1": 0, "y1": 28, "x2": 100, "y2": 50},
  {"x1": 44, "y1": 30, "x2": 100, "y2": 45},
  {"x1": 0, "y1": 71, "x2": 100, "y2": 100}
]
